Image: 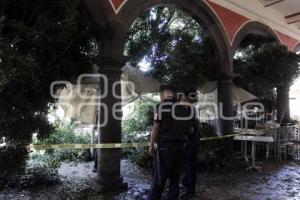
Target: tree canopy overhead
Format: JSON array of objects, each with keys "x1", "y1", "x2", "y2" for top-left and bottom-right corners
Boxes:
[
  {"x1": 0, "y1": 0, "x2": 100, "y2": 141},
  {"x1": 234, "y1": 35, "x2": 300, "y2": 111},
  {"x1": 125, "y1": 6, "x2": 220, "y2": 92},
  {"x1": 234, "y1": 35, "x2": 300, "y2": 114},
  {"x1": 0, "y1": 0, "x2": 100, "y2": 180}
]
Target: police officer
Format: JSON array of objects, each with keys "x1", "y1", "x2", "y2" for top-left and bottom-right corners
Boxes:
[
  {"x1": 148, "y1": 85, "x2": 189, "y2": 200},
  {"x1": 181, "y1": 89, "x2": 200, "y2": 199}
]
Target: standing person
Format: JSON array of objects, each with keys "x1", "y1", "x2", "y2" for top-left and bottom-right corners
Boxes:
[
  {"x1": 148, "y1": 85, "x2": 189, "y2": 200},
  {"x1": 92, "y1": 136, "x2": 98, "y2": 173},
  {"x1": 181, "y1": 90, "x2": 200, "y2": 199}
]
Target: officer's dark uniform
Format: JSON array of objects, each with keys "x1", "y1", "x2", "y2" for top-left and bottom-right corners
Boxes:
[
  {"x1": 149, "y1": 98, "x2": 189, "y2": 200},
  {"x1": 182, "y1": 105, "x2": 200, "y2": 196}
]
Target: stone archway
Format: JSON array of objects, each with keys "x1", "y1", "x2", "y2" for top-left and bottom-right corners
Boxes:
[
  {"x1": 85, "y1": 0, "x2": 231, "y2": 73},
  {"x1": 231, "y1": 21, "x2": 291, "y2": 122},
  {"x1": 231, "y1": 21, "x2": 280, "y2": 55},
  {"x1": 117, "y1": 0, "x2": 231, "y2": 74},
  {"x1": 84, "y1": 0, "x2": 234, "y2": 193}
]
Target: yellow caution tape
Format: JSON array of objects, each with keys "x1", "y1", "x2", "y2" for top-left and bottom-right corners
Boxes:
[
  {"x1": 200, "y1": 134, "x2": 235, "y2": 141},
  {"x1": 29, "y1": 142, "x2": 150, "y2": 150},
  {"x1": 200, "y1": 133, "x2": 242, "y2": 141},
  {"x1": 28, "y1": 130, "x2": 265, "y2": 150}
]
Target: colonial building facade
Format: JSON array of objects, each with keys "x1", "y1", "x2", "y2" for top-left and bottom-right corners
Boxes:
[{"x1": 84, "y1": 0, "x2": 300, "y2": 193}]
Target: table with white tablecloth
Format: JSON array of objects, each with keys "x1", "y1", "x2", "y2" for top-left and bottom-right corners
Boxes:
[{"x1": 234, "y1": 135, "x2": 274, "y2": 171}]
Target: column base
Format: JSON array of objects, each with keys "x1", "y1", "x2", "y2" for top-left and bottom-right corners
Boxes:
[{"x1": 93, "y1": 177, "x2": 128, "y2": 194}]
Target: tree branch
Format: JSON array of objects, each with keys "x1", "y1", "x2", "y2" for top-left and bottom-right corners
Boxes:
[{"x1": 160, "y1": 9, "x2": 176, "y2": 33}]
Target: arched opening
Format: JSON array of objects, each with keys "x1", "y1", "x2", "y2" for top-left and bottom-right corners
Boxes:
[
  {"x1": 120, "y1": 6, "x2": 235, "y2": 198},
  {"x1": 231, "y1": 21, "x2": 280, "y2": 54},
  {"x1": 124, "y1": 6, "x2": 221, "y2": 90},
  {"x1": 118, "y1": 1, "x2": 235, "y2": 137},
  {"x1": 232, "y1": 22, "x2": 280, "y2": 116},
  {"x1": 117, "y1": 0, "x2": 231, "y2": 74},
  {"x1": 232, "y1": 23, "x2": 299, "y2": 126},
  {"x1": 233, "y1": 34, "x2": 278, "y2": 128},
  {"x1": 89, "y1": 0, "x2": 234, "y2": 194},
  {"x1": 121, "y1": 5, "x2": 221, "y2": 172},
  {"x1": 230, "y1": 22, "x2": 280, "y2": 129}
]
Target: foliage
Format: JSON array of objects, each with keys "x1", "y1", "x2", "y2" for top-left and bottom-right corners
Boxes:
[
  {"x1": 1, "y1": 119, "x2": 92, "y2": 189},
  {"x1": 0, "y1": 0, "x2": 100, "y2": 180},
  {"x1": 17, "y1": 153, "x2": 61, "y2": 188},
  {"x1": 122, "y1": 98, "x2": 158, "y2": 169},
  {"x1": 122, "y1": 129, "x2": 153, "y2": 168},
  {"x1": 198, "y1": 140, "x2": 232, "y2": 171},
  {"x1": 122, "y1": 143, "x2": 153, "y2": 169},
  {"x1": 36, "y1": 122, "x2": 91, "y2": 162},
  {"x1": 125, "y1": 6, "x2": 219, "y2": 92},
  {"x1": 197, "y1": 123, "x2": 232, "y2": 170},
  {"x1": 123, "y1": 97, "x2": 158, "y2": 134},
  {"x1": 0, "y1": 145, "x2": 28, "y2": 186},
  {"x1": 199, "y1": 122, "x2": 216, "y2": 138},
  {"x1": 234, "y1": 36, "x2": 300, "y2": 105}
]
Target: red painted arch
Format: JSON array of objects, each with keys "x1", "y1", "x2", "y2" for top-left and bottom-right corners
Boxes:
[
  {"x1": 109, "y1": 0, "x2": 128, "y2": 14},
  {"x1": 275, "y1": 31, "x2": 300, "y2": 51},
  {"x1": 205, "y1": 0, "x2": 250, "y2": 44}
]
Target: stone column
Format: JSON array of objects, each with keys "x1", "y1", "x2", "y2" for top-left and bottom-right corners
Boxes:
[
  {"x1": 94, "y1": 55, "x2": 128, "y2": 193},
  {"x1": 218, "y1": 74, "x2": 234, "y2": 135},
  {"x1": 276, "y1": 85, "x2": 290, "y2": 123}
]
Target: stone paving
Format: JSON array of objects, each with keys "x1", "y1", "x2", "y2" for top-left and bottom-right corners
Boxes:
[{"x1": 1, "y1": 160, "x2": 300, "y2": 200}]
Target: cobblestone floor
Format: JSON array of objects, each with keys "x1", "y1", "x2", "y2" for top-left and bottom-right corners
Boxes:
[{"x1": 1, "y1": 160, "x2": 300, "y2": 200}]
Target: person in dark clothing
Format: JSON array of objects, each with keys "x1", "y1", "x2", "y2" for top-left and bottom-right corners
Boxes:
[
  {"x1": 148, "y1": 85, "x2": 190, "y2": 200},
  {"x1": 93, "y1": 147, "x2": 98, "y2": 172},
  {"x1": 181, "y1": 90, "x2": 201, "y2": 199}
]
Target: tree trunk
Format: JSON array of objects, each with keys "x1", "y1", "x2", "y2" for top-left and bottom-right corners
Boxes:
[
  {"x1": 218, "y1": 74, "x2": 234, "y2": 135},
  {"x1": 276, "y1": 85, "x2": 290, "y2": 123}
]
